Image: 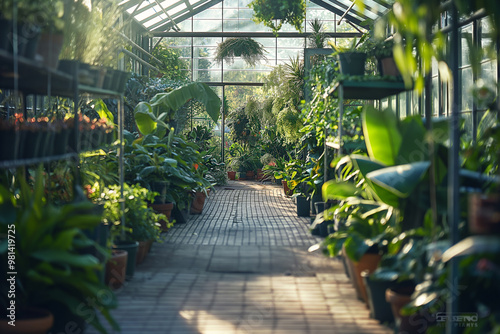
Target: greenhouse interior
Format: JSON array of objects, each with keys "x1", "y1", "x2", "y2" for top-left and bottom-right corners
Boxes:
[{"x1": 1, "y1": 0, "x2": 499, "y2": 333}]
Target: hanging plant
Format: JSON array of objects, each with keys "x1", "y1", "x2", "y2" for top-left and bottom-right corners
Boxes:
[
  {"x1": 248, "y1": 0, "x2": 306, "y2": 36},
  {"x1": 214, "y1": 37, "x2": 267, "y2": 66}
]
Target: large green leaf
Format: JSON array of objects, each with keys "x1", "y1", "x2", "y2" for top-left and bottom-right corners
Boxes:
[
  {"x1": 362, "y1": 106, "x2": 402, "y2": 165},
  {"x1": 344, "y1": 233, "x2": 372, "y2": 262},
  {"x1": 32, "y1": 251, "x2": 100, "y2": 268},
  {"x1": 134, "y1": 102, "x2": 157, "y2": 135},
  {"x1": 396, "y1": 116, "x2": 428, "y2": 164},
  {"x1": 322, "y1": 179, "x2": 359, "y2": 200},
  {"x1": 350, "y1": 155, "x2": 386, "y2": 178},
  {"x1": 0, "y1": 185, "x2": 16, "y2": 224},
  {"x1": 367, "y1": 161, "x2": 431, "y2": 198},
  {"x1": 150, "y1": 82, "x2": 221, "y2": 124},
  {"x1": 94, "y1": 99, "x2": 114, "y2": 123}
]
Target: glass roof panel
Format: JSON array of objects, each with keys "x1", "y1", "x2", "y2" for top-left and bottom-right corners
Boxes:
[{"x1": 119, "y1": 0, "x2": 391, "y2": 33}]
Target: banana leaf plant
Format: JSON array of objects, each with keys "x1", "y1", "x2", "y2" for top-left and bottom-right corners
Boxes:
[
  {"x1": 0, "y1": 168, "x2": 119, "y2": 334},
  {"x1": 134, "y1": 82, "x2": 221, "y2": 138},
  {"x1": 320, "y1": 106, "x2": 452, "y2": 261}
]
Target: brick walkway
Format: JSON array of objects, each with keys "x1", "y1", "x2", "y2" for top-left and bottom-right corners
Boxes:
[{"x1": 87, "y1": 181, "x2": 392, "y2": 334}]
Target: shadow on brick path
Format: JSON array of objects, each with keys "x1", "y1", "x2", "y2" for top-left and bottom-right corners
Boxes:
[{"x1": 85, "y1": 181, "x2": 393, "y2": 334}]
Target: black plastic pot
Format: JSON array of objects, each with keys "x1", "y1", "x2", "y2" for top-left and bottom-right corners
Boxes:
[
  {"x1": 172, "y1": 205, "x2": 190, "y2": 224},
  {"x1": 310, "y1": 192, "x2": 322, "y2": 214},
  {"x1": 361, "y1": 271, "x2": 395, "y2": 323},
  {"x1": 296, "y1": 195, "x2": 310, "y2": 217},
  {"x1": 337, "y1": 52, "x2": 367, "y2": 76}
]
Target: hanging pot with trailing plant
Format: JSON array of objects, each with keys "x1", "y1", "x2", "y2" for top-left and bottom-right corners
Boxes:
[
  {"x1": 248, "y1": 0, "x2": 306, "y2": 36},
  {"x1": 214, "y1": 37, "x2": 267, "y2": 66}
]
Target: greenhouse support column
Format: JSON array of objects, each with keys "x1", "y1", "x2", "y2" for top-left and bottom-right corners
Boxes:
[
  {"x1": 118, "y1": 97, "x2": 125, "y2": 233},
  {"x1": 447, "y1": 3, "x2": 460, "y2": 334},
  {"x1": 221, "y1": 86, "x2": 225, "y2": 163},
  {"x1": 338, "y1": 85, "x2": 343, "y2": 156}
]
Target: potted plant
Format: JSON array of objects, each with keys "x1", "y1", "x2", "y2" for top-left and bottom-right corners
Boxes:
[
  {"x1": 35, "y1": 0, "x2": 65, "y2": 69},
  {"x1": 361, "y1": 38, "x2": 400, "y2": 77},
  {"x1": 214, "y1": 37, "x2": 267, "y2": 66},
  {"x1": 248, "y1": 0, "x2": 306, "y2": 36},
  {"x1": 0, "y1": 169, "x2": 119, "y2": 334},
  {"x1": 329, "y1": 37, "x2": 368, "y2": 76},
  {"x1": 463, "y1": 111, "x2": 500, "y2": 234},
  {"x1": 99, "y1": 183, "x2": 165, "y2": 277}
]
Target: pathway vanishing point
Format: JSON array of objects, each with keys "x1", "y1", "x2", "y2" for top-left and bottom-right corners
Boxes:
[{"x1": 88, "y1": 181, "x2": 393, "y2": 334}]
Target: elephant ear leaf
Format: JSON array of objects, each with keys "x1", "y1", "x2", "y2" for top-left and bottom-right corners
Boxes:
[
  {"x1": 150, "y1": 82, "x2": 221, "y2": 124},
  {"x1": 396, "y1": 116, "x2": 427, "y2": 164},
  {"x1": 362, "y1": 106, "x2": 401, "y2": 166},
  {"x1": 134, "y1": 102, "x2": 157, "y2": 136},
  {"x1": 367, "y1": 161, "x2": 431, "y2": 198}
]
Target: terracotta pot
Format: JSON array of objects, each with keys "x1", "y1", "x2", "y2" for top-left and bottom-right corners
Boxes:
[
  {"x1": 282, "y1": 180, "x2": 292, "y2": 196},
  {"x1": 342, "y1": 245, "x2": 363, "y2": 301},
  {"x1": 136, "y1": 241, "x2": 149, "y2": 265},
  {"x1": 386, "y1": 285, "x2": 415, "y2": 327},
  {"x1": 190, "y1": 191, "x2": 207, "y2": 214},
  {"x1": 105, "y1": 249, "x2": 127, "y2": 289},
  {"x1": 256, "y1": 168, "x2": 264, "y2": 180},
  {"x1": 378, "y1": 56, "x2": 401, "y2": 77},
  {"x1": 114, "y1": 241, "x2": 139, "y2": 278},
  {"x1": 353, "y1": 253, "x2": 382, "y2": 304},
  {"x1": 468, "y1": 193, "x2": 500, "y2": 234},
  {"x1": 146, "y1": 239, "x2": 153, "y2": 253},
  {"x1": 151, "y1": 202, "x2": 174, "y2": 231},
  {"x1": 0, "y1": 308, "x2": 53, "y2": 334},
  {"x1": 227, "y1": 171, "x2": 236, "y2": 180}
]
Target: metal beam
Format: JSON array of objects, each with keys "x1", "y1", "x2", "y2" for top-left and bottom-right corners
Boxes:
[
  {"x1": 120, "y1": 0, "x2": 143, "y2": 11},
  {"x1": 201, "y1": 82, "x2": 264, "y2": 87},
  {"x1": 326, "y1": 0, "x2": 373, "y2": 21},
  {"x1": 312, "y1": 0, "x2": 372, "y2": 22},
  {"x1": 152, "y1": 0, "x2": 223, "y2": 32},
  {"x1": 151, "y1": 31, "x2": 363, "y2": 38},
  {"x1": 309, "y1": 0, "x2": 365, "y2": 27},
  {"x1": 120, "y1": 48, "x2": 161, "y2": 72},
  {"x1": 117, "y1": 31, "x2": 164, "y2": 67},
  {"x1": 447, "y1": 3, "x2": 460, "y2": 334},
  {"x1": 338, "y1": 1, "x2": 356, "y2": 25}
]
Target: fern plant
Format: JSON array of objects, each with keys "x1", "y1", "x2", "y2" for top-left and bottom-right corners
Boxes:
[{"x1": 214, "y1": 37, "x2": 267, "y2": 66}]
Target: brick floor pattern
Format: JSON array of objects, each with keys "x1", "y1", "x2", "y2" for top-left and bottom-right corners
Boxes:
[{"x1": 86, "y1": 181, "x2": 392, "y2": 334}]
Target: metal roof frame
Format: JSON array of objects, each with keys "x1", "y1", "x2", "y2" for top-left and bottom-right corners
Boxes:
[{"x1": 118, "y1": 0, "x2": 392, "y2": 33}]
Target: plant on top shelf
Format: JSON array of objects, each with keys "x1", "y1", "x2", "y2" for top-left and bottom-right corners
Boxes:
[
  {"x1": 214, "y1": 37, "x2": 267, "y2": 66},
  {"x1": 248, "y1": 0, "x2": 306, "y2": 36},
  {"x1": 329, "y1": 36, "x2": 369, "y2": 76}
]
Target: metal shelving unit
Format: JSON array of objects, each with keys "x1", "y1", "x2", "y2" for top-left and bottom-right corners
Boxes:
[
  {"x1": 324, "y1": 78, "x2": 409, "y2": 183},
  {"x1": 0, "y1": 50, "x2": 125, "y2": 199}
]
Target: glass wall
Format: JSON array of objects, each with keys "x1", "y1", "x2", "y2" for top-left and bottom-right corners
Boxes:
[
  {"x1": 156, "y1": 0, "x2": 362, "y2": 84},
  {"x1": 381, "y1": 18, "x2": 498, "y2": 140}
]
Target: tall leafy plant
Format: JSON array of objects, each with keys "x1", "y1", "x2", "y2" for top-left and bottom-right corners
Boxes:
[{"x1": 134, "y1": 82, "x2": 221, "y2": 137}]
